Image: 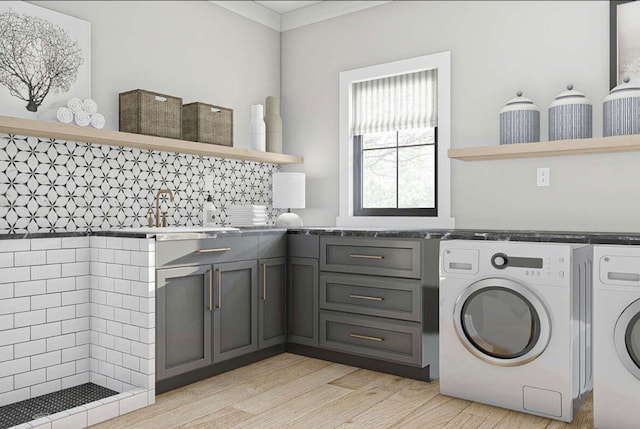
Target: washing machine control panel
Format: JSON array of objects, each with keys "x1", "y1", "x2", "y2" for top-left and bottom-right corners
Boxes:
[{"x1": 490, "y1": 252, "x2": 560, "y2": 280}]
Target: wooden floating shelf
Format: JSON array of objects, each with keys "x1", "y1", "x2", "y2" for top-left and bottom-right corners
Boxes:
[
  {"x1": 448, "y1": 134, "x2": 640, "y2": 161},
  {"x1": 0, "y1": 115, "x2": 303, "y2": 165}
]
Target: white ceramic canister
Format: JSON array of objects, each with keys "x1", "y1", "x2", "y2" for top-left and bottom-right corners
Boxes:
[
  {"x1": 499, "y1": 92, "x2": 540, "y2": 145},
  {"x1": 250, "y1": 104, "x2": 266, "y2": 151},
  {"x1": 603, "y1": 77, "x2": 640, "y2": 137},
  {"x1": 548, "y1": 84, "x2": 592, "y2": 141}
]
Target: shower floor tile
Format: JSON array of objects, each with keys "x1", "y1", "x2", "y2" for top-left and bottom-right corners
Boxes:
[{"x1": 0, "y1": 383, "x2": 118, "y2": 429}]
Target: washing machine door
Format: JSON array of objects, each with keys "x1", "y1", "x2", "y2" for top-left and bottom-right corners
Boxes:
[
  {"x1": 453, "y1": 278, "x2": 552, "y2": 366},
  {"x1": 614, "y1": 299, "x2": 640, "y2": 380}
]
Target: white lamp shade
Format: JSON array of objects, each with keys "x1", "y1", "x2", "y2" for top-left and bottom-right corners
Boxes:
[{"x1": 272, "y1": 172, "x2": 305, "y2": 209}]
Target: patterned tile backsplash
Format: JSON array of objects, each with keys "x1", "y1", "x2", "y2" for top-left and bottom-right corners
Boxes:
[{"x1": 0, "y1": 134, "x2": 281, "y2": 233}]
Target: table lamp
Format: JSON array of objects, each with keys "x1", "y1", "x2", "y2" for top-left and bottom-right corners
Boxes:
[{"x1": 272, "y1": 172, "x2": 305, "y2": 227}]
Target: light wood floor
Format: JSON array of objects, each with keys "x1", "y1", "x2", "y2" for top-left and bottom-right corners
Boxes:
[{"x1": 92, "y1": 353, "x2": 594, "y2": 429}]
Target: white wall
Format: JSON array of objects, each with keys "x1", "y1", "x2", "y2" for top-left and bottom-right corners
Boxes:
[
  {"x1": 29, "y1": 1, "x2": 281, "y2": 149},
  {"x1": 280, "y1": 1, "x2": 636, "y2": 232}
]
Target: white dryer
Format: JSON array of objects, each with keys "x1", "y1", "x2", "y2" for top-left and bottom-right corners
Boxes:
[
  {"x1": 593, "y1": 245, "x2": 640, "y2": 429},
  {"x1": 439, "y1": 240, "x2": 592, "y2": 422}
]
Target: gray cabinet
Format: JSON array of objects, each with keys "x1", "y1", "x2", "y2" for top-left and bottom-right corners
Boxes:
[
  {"x1": 156, "y1": 265, "x2": 212, "y2": 381},
  {"x1": 318, "y1": 236, "x2": 437, "y2": 371},
  {"x1": 156, "y1": 234, "x2": 282, "y2": 382},
  {"x1": 213, "y1": 260, "x2": 258, "y2": 362},
  {"x1": 259, "y1": 257, "x2": 287, "y2": 348},
  {"x1": 287, "y1": 234, "x2": 319, "y2": 347},
  {"x1": 288, "y1": 257, "x2": 319, "y2": 346}
]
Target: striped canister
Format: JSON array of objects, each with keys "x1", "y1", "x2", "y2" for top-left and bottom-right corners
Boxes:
[
  {"x1": 500, "y1": 92, "x2": 540, "y2": 145},
  {"x1": 549, "y1": 84, "x2": 592, "y2": 141},
  {"x1": 604, "y1": 77, "x2": 640, "y2": 137}
]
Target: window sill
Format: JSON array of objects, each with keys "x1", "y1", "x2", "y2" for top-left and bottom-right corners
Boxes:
[{"x1": 336, "y1": 216, "x2": 455, "y2": 229}]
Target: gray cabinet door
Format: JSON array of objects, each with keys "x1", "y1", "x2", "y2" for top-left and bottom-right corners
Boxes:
[
  {"x1": 288, "y1": 257, "x2": 319, "y2": 346},
  {"x1": 157, "y1": 265, "x2": 213, "y2": 380},
  {"x1": 259, "y1": 257, "x2": 287, "y2": 349},
  {"x1": 213, "y1": 260, "x2": 258, "y2": 362}
]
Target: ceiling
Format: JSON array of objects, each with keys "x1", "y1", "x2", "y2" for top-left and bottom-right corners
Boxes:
[
  {"x1": 210, "y1": 1, "x2": 391, "y2": 32},
  {"x1": 255, "y1": 1, "x2": 322, "y2": 15}
]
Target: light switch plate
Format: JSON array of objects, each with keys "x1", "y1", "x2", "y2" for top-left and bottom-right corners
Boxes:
[
  {"x1": 537, "y1": 168, "x2": 550, "y2": 187},
  {"x1": 204, "y1": 175, "x2": 214, "y2": 192}
]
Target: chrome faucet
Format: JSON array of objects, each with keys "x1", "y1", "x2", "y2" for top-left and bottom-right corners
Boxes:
[{"x1": 155, "y1": 189, "x2": 174, "y2": 227}]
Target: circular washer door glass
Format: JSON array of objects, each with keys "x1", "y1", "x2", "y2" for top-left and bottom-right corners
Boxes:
[
  {"x1": 461, "y1": 286, "x2": 541, "y2": 359},
  {"x1": 615, "y1": 299, "x2": 640, "y2": 379},
  {"x1": 626, "y1": 312, "x2": 640, "y2": 369}
]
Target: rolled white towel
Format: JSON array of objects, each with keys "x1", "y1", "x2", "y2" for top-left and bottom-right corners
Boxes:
[
  {"x1": 74, "y1": 111, "x2": 90, "y2": 127},
  {"x1": 82, "y1": 98, "x2": 98, "y2": 114},
  {"x1": 90, "y1": 113, "x2": 105, "y2": 129},
  {"x1": 67, "y1": 97, "x2": 83, "y2": 113},
  {"x1": 56, "y1": 107, "x2": 73, "y2": 124}
]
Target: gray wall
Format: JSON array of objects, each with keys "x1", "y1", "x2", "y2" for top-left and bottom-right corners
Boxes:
[
  {"x1": 281, "y1": 1, "x2": 632, "y2": 232},
  {"x1": 29, "y1": 1, "x2": 281, "y2": 149}
]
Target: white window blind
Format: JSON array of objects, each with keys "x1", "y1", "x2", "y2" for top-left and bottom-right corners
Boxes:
[{"x1": 351, "y1": 69, "x2": 437, "y2": 135}]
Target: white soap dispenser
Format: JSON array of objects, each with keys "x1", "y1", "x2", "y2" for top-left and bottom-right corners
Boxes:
[{"x1": 203, "y1": 195, "x2": 217, "y2": 227}]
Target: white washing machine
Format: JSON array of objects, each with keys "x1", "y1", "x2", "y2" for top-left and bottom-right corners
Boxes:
[
  {"x1": 439, "y1": 240, "x2": 592, "y2": 422},
  {"x1": 593, "y1": 246, "x2": 640, "y2": 429}
]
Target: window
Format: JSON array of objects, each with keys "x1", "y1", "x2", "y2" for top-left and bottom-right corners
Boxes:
[
  {"x1": 338, "y1": 51, "x2": 453, "y2": 228},
  {"x1": 354, "y1": 128, "x2": 437, "y2": 216},
  {"x1": 352, "y1": 69, "x2": 438, "y2": 217}
]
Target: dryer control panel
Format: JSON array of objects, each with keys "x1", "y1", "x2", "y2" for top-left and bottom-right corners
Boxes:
[
  {"x1": 490, "y1": 252, "x2": 555, "y2": 279},
  {"x1": 440, "y1": 241, "x2": 580, "y2": 286}
]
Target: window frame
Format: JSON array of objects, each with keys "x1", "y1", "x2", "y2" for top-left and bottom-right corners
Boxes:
[
  {"x1": 337, "y1": 51, "x2": 454, "y2": 228},
  {"x1": 353, "y1": 127, "x2": 438, "y2": 217}
]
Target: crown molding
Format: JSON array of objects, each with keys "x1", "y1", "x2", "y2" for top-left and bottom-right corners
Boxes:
[
  {"x1": 210, "y1": 1, "x2": 392, "y2": 32},
  {"x1": 281, "y1": 1, "x2": 391, "y2": 32},
  {"x1": 209, "y1": 1, "x2": 281, "y2": 31}
]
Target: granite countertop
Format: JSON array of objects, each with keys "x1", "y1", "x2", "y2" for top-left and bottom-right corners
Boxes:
[
  {"x1": 3, "y1": 226, "x2": 640, "y2": 245},
  {"x1": 288, "y1": 227, "x2": 640, "y2": 245}
]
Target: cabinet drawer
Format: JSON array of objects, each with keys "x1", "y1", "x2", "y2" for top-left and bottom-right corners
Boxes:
[
  {"x1": 156, "y1": 236, "x2": 258, "y2": 268},
  {"x1": 320, "y1": 273, "x2": 421, "y2": 322},
  {"x1": 320, "y1": 237, "x2": 421, "y2": 278},
  {"x1": 319, "y1": 311, "x2": 422, "y2": 366}
]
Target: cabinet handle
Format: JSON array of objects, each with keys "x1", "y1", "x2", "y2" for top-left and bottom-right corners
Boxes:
[
  {"x1": 349, "y1": 254, "x2": 384, "y2": 260},
  {"x1": 207, "y1": 269, "x2": 213, "y2": 310},
  {"x1": 262, "y1": 263, "x2": 267, "y2": 301},
  {"x1": 349, "y1": 294, "x2": 383, "y2": 302},
  {"x1": 350, "y1": 333, "x2": 384, "y2": 342},
  {"x1": 216, "y1": 269, "x2": 222, "y2": 309},
  {"x1": 196, "y1": 247, "x2": 231, "y2": 254}
]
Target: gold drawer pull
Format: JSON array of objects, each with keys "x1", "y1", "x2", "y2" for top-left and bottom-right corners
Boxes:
[
  {"x1": 262, "y1": 263, "x2": 267, "y2": 301},
  {"x1": 350, "y1": 333, "x2": 384, "y2": 342},
  {"x1": 349, "y1": 254, "x2": 384, "y2": 260},
  {"x1": 216, "y1": 269, "x2": 222, "y2": 309},
  {"x1": 196, "y1": 247, "x2": 231, "y2": 254},
  {"x1": 349, "y1": 294, "x2": 383, "y2": 302},
  {"x1": 207, "y1": 269, "x2": 213, "y2": 310}
]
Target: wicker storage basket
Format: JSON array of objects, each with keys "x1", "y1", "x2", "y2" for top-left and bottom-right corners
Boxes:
[
  {"x1": 119, "y1": 89, "x2": 182, "y2": 139},
  {"x1": 182, "y1": 102, "x2": 233, "y2": 146}
]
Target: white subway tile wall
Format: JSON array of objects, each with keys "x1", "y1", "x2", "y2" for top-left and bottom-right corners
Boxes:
[
  {"x1": 0, "y1": 236, "x2": 156, "y2": 429},
  {"x1": 89, "y1": 237, "x2": 155, "y2": 395},
  {"x1": 0, "y1": 238, "x2": 91, "y2": 407}
]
